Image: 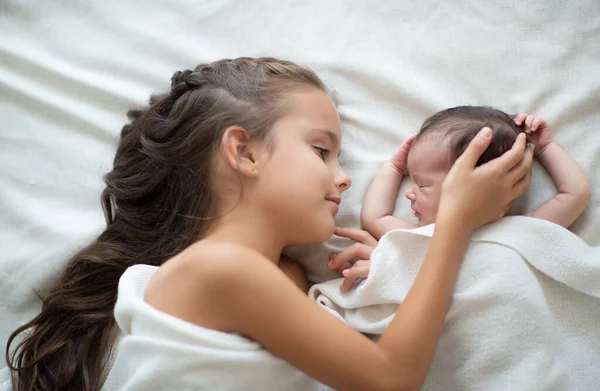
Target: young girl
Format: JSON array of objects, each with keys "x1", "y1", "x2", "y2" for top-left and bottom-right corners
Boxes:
[{"x1": 6, "y1": 58, "x2": 533, "y2": 391}]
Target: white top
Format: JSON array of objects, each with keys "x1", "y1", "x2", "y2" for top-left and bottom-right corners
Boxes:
[{"x1": 108, "y1": 264, "x2": 329, "y2": 391}]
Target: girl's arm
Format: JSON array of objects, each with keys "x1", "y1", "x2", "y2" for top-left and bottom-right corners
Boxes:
[{"x1": 185, "y1": 130, "x2": 534, "y2": 391}]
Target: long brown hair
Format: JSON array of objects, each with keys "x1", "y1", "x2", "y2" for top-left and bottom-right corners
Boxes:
[{"x1": 6, "y1": 57, "x2": 325, "y2": 391}]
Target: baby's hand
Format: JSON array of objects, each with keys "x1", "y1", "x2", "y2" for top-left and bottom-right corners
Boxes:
[
  {"x1": 514, "y1": 113, "x2": 553, "y2": 156},
  {"x1": 389, "y1": 134, "x2": 416, "y2": 175}
]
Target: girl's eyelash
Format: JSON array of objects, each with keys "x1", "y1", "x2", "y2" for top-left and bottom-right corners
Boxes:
[{"x1": 314, "y1": 146, "x2": 329, "y2": 159}]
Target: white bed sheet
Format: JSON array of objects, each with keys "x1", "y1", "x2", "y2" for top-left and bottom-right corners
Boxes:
[{"x1": 1, "y1": 0, "x2": 599, "y2": 373}]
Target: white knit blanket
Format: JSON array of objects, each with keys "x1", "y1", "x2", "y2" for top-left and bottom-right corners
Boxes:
[{"x1": 309, "y1": 216, "x2": 600, "y2": 391}]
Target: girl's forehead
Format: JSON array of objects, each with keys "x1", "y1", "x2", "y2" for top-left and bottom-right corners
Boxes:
[{"x1": 274, "y1": 89, "x2": 341, "y2": 136}]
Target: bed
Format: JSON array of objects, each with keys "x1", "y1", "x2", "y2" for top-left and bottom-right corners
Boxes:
[{"x1": 1, "y1": 0, "x2": 599, "y2": 388}]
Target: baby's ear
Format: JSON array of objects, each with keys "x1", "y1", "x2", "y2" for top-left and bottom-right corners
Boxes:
[{"x1": 221, "y1": 126, "x2": 262, "y2": 178}]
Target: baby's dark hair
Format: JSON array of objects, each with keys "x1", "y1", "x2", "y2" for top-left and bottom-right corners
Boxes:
[{"x1": 416, "y1": 106, "x2": 525, "y2": 166}]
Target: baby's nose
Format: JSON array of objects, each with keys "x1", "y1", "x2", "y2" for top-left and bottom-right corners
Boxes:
[{"x1": 405, "y1": 190, "x2": 415, "y2": 201}]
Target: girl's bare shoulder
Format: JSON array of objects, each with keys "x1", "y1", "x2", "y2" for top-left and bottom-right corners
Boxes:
[{"x1": 143, "y1": 240, "x2": 279, "y2": 330}]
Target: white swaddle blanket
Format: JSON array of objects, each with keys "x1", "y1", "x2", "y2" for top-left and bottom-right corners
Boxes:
[
  {"x1": 309, "y1": 216, "x2": 600, "y2": 391},
  {"x1": 108, "y1": 264, "x2": 329, "y2": 391}
]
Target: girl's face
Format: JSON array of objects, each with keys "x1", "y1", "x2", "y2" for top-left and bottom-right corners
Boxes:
[{"x1": 256, "y1": 87, "x2": 351, "y2": 245}]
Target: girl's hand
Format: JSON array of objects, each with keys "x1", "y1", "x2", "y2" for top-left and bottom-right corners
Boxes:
[
  {"x1": 327, "y1": 227, "x2": 377, "y2": 292},
  {"x1": 439, "y1": 127, "x2": 534, "y2": 230}
]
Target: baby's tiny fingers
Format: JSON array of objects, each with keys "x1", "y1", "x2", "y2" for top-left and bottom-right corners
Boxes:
[
  {"x1": 531, "y1": 117, "x2": 544, "y2": 131},
  {"x1": 514, "y1": 113, "x2": 528, "y2": 125},
  {"x1": 525, "y1": 115, "x2": 535, "y2": 130}
]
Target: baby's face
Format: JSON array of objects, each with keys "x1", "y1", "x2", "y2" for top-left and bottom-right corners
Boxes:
[{"x1": 405, "y1": 138, "x2": 451, "y2": 226}]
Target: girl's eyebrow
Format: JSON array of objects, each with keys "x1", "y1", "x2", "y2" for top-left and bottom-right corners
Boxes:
[{"x1": 311, "y1": 128, "x2": 339, "y2": 147}]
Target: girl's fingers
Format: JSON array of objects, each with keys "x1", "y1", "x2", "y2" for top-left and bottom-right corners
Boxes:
[
  {"x1": 489, "y1": 133, "x2": 527, "y2": 172},
  {"x1": 333, "y1": 227, "x2": 378, "y2": 247},
  {"x1": 512, "y1": 162, "x2": 533, "y2": 198},
  {"x1": 326, "y1": 258, "x2": 352, "y2": 272},
  {"x1": 508, "y1": 142, "x2": 534, "y2": 183},
  {"x1": 340, "y1": 277, "x2": 357, "y2": 292},
  {"x1": 509, "y1": 143, "x2": 534, "y2": 187},
  {"x1": 453, "y1": 127, "x2": 494, "y2": 169},
  {"x1": 328, "y1": 243, "x2": 373, "y2": 270},
  {"x1": 342, "y1": 261, "x2": 369, "y2": 279},
  {"x1": 340, "y1": 261, "x2": 370, "y2": 292}
]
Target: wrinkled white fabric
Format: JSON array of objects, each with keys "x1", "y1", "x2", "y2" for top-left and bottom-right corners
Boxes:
[
  {"x1": 2, "y1": 1, "x2": 600, "y2": 389},
  {"x1": 310, "y1": 217, "x2": 600, "y2": 390}
]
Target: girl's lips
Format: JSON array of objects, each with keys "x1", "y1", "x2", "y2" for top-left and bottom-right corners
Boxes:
[
  {"x1": 328, "y1": 201, "x2": 339, "y2": 215},
  {"x1": 326, "y1": 196, "x2": 341, "y2": 205}
]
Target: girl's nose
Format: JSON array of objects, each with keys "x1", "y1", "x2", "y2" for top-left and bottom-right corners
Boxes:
[{"x1": 335, "y1": 168, "x2": 352, "y2": 193}]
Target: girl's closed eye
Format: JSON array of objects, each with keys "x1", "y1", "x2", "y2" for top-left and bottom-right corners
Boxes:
[{"x1": 314, "y1": 146, "x2": 329, "y2": 160}]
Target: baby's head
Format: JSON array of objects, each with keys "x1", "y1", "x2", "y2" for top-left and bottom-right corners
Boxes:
[{"x1": 406, "y1": 106, "x2": 524, "y2": 226}]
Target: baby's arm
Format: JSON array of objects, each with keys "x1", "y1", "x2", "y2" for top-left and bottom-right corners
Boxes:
[
  {"x1": 361, "y1": 135, "x2": 418, "y2": 239},
  {"x1": 514, "y1": 114, "x2": 592, "y2": 228}
]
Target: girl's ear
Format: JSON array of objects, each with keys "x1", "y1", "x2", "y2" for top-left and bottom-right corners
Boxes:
[{"x1": 221, "y1": 126, "x2": 262, "y2": 177}]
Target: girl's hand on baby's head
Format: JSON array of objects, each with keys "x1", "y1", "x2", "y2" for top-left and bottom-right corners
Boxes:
[
  {"x1": 514, "y1": 113, "x2": 553, "y2": 156},
  {"x1": 389, "y1": 134, "x2": 417, "y2": 175},
  {"x1": 439, "y1": 128, "x2": 534, "y2": 230},
  {"x1": 328, "y1": 227, "x2": 377, "y2": 292}
]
